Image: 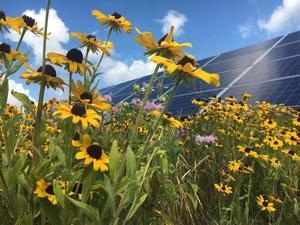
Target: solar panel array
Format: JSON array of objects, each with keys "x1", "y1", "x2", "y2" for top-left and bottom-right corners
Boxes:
[{"x1": 100, "y1": 30, "x2": 300, "y2": 115}]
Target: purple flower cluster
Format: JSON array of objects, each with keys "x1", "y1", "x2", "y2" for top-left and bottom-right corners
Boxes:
[
  {"x1": 195, "y1": 134, "x2": 217, "y2": 145},
  {"x1": 144, "y1": 100, "x2": 163, "y2": 112}
]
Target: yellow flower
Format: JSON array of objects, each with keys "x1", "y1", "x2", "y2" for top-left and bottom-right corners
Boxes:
[
  {"x1": 21, "y1": 14, "x2": 43, "y2": 36},
  {"x1": 71, "y1": 32, "x2": 114, "y2": 55},
  {"x1": 263, "y1": 119, "x2": 277, "y2": 129},
  {"x1": 0, "y1": 42, "x2": 28, "y2": 63},
  {"x1": 256, "y1": 195, "x2": 276, "y2": 213},
  {"x1": 53, "y1": 103, "x2": 101, "y2": 129},
  {"x1": 228, "y1": 160, "x2": 241, "y2": 172},
  {"x1": 75, "y1": 134, "x2": 109, "y2": 172},
  {"x1": 281, "y1": 149, "x2": 300, "y2": 161},
  {"x1": 72, "y1": 131, "x2": 81, "y2": 147},
  {"x1": 135, "y1": 26, "x2": 192, "y2": 59},
  {"x1": 71, "y1": 80, "x2": 111, "y2": 111},
  {"x1": 214, "y1": 183, "x2": 232, "y2": 194},
  {"x1": 192, "y1": 98, "x2": 206, "y2": 107},
  {"x1": 47, "y1": 49, "x2": 91, "y2": 75},
  {"x1": 150, "y1": 55, "x2": 220, "y2": 87},
  {"x1": 163, "y1": 113, "x2": 183, "y2": 129},
  {"x1": 268, "y1": 138, "x2": 283, "y2": 150},
  {"x1": 237, "y1": 145, "x2": 259, "y2": 158},
  {"x1": 92, "y1": 10, "x2": 131, "y2": 33},
  {"x1": 292, "y1": 116, "x2": 300, "y2": 126},
  {"x1": 0, "y1": 11, "x2": 25, "y2": 34},
  {"x1": 241, "y1": 92, "x2": 251, "y2": 102},
  {"x1": 34, "y1": 179, "x2": 58, "y2": 205},
  {"x1": 284, "y1": 131, "x2": 299, "y2": 146},
  {"x1": 21, "y1": 64, "x2": 65, "y2": 90},
  {"x1": 269, "y1": 157, "x2": 282, "y2": 169}
]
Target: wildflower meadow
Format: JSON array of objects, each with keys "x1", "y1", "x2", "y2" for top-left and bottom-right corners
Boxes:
[{"x1": 0, "y1": 1, "x2": 299, "y2": 225}]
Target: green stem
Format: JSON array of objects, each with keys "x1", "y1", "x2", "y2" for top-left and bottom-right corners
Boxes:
[
  {"x1": 93, "y1": 27, "x2": 113, "y2": 77},
  {"x1": 4, "y1": 28, "x2": 27, "y2": 80},
  {"x1": 0, "y1": 169, "x2": 15, "y2": 219},
  {"x1": 129, "y1": 65, "x2": 160, "y2": 146},
  {"x1": 69, "y1": 72, "x2": 72, "y2": 104},
  {"x1": 140, "y1": 78, "x2": 181, "y2": 156},
  {"x1": 32, "y1": 0, "x2": 51, "y2": 162}
]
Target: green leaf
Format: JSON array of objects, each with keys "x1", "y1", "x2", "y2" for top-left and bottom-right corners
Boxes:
[
  {"x1": 40, "y1": 198, "x2": 63, "y2": 225},
  {"x1": 127, "y1": 193, "x2": 148, "y2": 219},
  {"x1": 101, "y1": 175, "x2": 116, "y2": 214},
  {"x1": 11, "y1": 90, "x2": 35, "y2": 115},
  {"x1": 53, "y1": 179, "x2": 65, "y2": 208},
  {"x1": 9, "y1": 59, "x2": 26, "y2": 75},
  {"x1": 0, "y1": 78, "x2": 8, "y2": 109},
  {"x1": 54, "y1": 145, "x2": 65, "y2": 166},
  {"x1": 67, "y1": 196, "x2": 100, "y2": 224},
  {"x1": 109, "y1": 140, "x2": 123, "y2": 182},
  {"x1": 126, "y1": 146, "x2": 136, "y2": 178}
]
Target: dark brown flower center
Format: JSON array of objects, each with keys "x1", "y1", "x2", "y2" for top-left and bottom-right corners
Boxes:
[
  {"x1": 87, "y1": 144, "x2": 102, "y2": 159},
  {"x1": 245, "y1": 147, "x2": 251, "y2": 153},
  {"x1": 87, "y1": 34, "x2": 96, "y2": 40},
  {"x1": 111, "y1": 12, "x2": 122, "y2": 19},
  {"x1": 273, "y1": 141, "x2": 278, "y2": 145},
  {"x1": 71, "y1": 104, "x2": 86, "y2": 117},
  {"x1": 288, "y1": 150, "x2": 295, "y2": 156},
  {"x1": 290, "y1": 136, "x2": 296, "y2": 141},
  {"x1": 164, "y1": 113, "x2": 172, "y2": 118},
  {"x1": 37, "y1": 64, "x2": 57, "y2": 77},
  {"x1": 262, "y1": 201, "x2": 269, "y2": 207},
  {"x1": 268, "y1": 120, "x2": 273, "y2": 124},
  {"x1": 0, "y1": 11, "x2": 6, "y2": 21},
  {"x1": 66, "y1": 48, "x2": 83, "y2": 63},
  {"x1": 46, "y1": 185, "x2": 54, "y2": 195},
  {"x1": 73, "y1": 132, "x2": 80, "y2": 141},
  {"x1": 177, "y1": 56, "x2": 196, "y2": 66},
  {"x1": 22, "y1": 15, "x2": 35, "y2": 27},
  {"x1": 0, "y1": 43, "x2": 11, "y2": 53},
  {"x1": 80, "y1": 92, "x2": 93, "y2": 103},
  {"x1": 221, "y1": 185, "x2": 226, "y2": 191}
]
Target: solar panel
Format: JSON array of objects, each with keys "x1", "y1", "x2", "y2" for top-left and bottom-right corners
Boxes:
[{"x1": 101, "y1": 30, "x2": 300, "y2": 114}]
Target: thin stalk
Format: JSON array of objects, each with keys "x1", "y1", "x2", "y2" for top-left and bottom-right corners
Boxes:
[
  {"x1": 140, "y1": 78, "x2": 181, "y2": 155},
  {"x1": 93, "y1": 27, "x2": 113, "y2": 77},
  {"x1": 69, "y1": 72, "x2": 72, "y2": 104},
  {"x1": 83, "y1": 48, "x2": 90, "y2": 89},
  {"x1": 0, "y1": 169, "x2": 15, "y2": 219},
  {"x1": 32, "y1": 0, "x2": 51, "y2": 162},
  {"x1": 129, "y1": 65, "x2": 160, "y2": 146},
  {"x1": 4, "y1": 28, "x2": 27, "y2": 80}
]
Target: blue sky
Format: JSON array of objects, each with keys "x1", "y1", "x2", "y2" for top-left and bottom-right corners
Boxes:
[{"x1": 2, "y1": 0, "x2": 300, "y2": 103}]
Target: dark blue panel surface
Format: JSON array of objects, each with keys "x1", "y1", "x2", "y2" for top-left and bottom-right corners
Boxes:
[
  {"x1": 260, "y1": 42, "x2": 300, "y2": 63},
  {"x1": 237, "y1": 55, "x2": 300, "y2": 85},
  {"x1": 222, "y1": 76, "x2": 300, "y2": 106},
  {"x1": 278, "y1": 31, "x2": 300, "y2": 46},
  {"x1": 197, "y1": 56, "x2": 216, "y2": 67},
  {"x1": 212, "y1": 37, "x2": 281, "y2": 63}
]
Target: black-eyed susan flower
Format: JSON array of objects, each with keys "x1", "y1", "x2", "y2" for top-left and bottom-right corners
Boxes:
[
  {"x1": 256, "y1": 195, "x2": 276, "y2": 213},
  {"x1": 163, "y1": 113, "x2": 183, "y2": 129},
  {"x1": 268, "y1": 138, "x2": 283, "y2": 150},
  {"x1": 75, "y1": 134, "x2": 109, "y2": 172},
  {"x1": 192, "y1": 98, "x2": 206, "y2": 107},
  {"x1": 228, "y1": 160, "x2": 241, "y2": 172},
  {"x1": 292, "y1": 116, "x2": 300, "y2": 126},
  {"x1": 0, "y1": 11, "x2": 25, "y2": 33},
  {"x1": 281, "y1": 149, "x2": 300, "y2": 161},
  {"x1": 150, "y1": 55, "x2": 220, "y2": 87},
  {"x1": 71, "y1": 32, "x2": 114, "y2": 55},
  {"x1": 237, "y1": 145, "x2": 259, "y2": 158},
  {"x1": 214, "y1": 183, "x2": 232, "y2": 195},
  {"x1": 263, "y1": 119, "x2": 277, "y2": 129},
  {"x1": 241, "y1": 92, "x2": 251, "y2": 102},
  {"x1": 71, "y1": 80, "x2": 111, "y2": 111},
  {"x1": 4, "y1": 104, "x2": 20, "y2": 117},
  {"x1": 240, "y1": 163, "x2": 254, "y2": 173},
  {"x1": 20, "y1": 64, "x2": 65, "y2": 90},
  {"x1": 53, "y1": 103, "x2": 101, "y2": 129},
  {"x1": 34, "y1": 179, "x2": 57, "y2": 205},
  {"x1": 0, "y1": 42, "x2": 28, "y2": 63},
  {"x1": 21, "y1": 14, "x2": 43, "y2": 36},
  {"x1": 47, "y1": 48, "x2": 91, "y2": 76},
  {"x1": 92, "y1": 10, "x2": 131, "y2": 33},
  {"x1": 269, "y1": 157, "x2": 282, "y2": 169},
  {"x1": 135, "y1": 26, "x2": 192, "y2": 59},
  {"x1": 72, "y1": 131, "x2": 81, "y2": 147}
]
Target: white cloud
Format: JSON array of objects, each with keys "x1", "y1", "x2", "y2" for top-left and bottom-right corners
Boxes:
[
  {"x1": 257, "y1": 0, "x2": 300, "y2": 33},
  {"x1": 159, "y1": 10, "x2": 187, "y2": 37},
  {"x1": 238, "y1": 23, "x2": 256, "y2": 38},
  {"x1": 100, "y1": 57, "x2": 157, "y2": 86},
  {"x1": 5, "y1": 8, "x2": 69, "y2": 65},
  {"x1": 8, "y1": 79, "x2": 35, "y2": 107}
]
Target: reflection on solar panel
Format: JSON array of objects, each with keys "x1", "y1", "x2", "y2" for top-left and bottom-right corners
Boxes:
[{"x1": 100, "y1": 30, "x2": 300, "y2": 115}]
